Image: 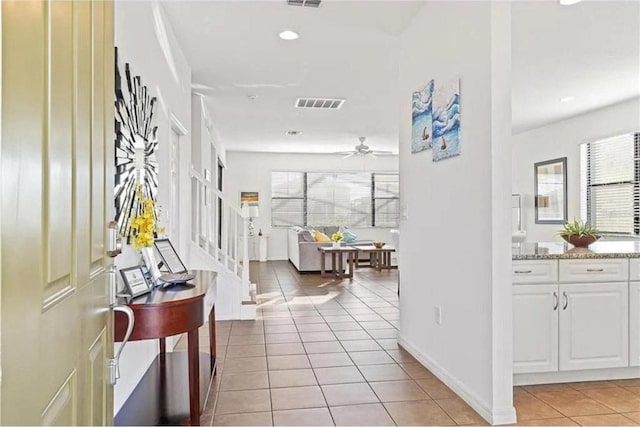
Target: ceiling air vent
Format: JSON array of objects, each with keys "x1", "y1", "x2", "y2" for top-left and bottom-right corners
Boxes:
[
  {"x1": 287, "y1": 0, "x2": 321, "y2": 7},
  {"x1": 295, "y1": 98, "x2": 345, "y2": 110}
]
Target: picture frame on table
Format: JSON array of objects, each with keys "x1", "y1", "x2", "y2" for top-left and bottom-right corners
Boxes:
[
  {"x1": 154, "y1": 238, "x2": 188, "y2": 274},
  {"x1": 120, "y1": 266, "x2": 153, "y2": 298}
]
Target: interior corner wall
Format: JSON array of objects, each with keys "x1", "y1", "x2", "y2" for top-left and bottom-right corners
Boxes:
[
  {"x1": 225, "y1": 151, "x2": 399, "y2": 260},
  {"x1": 512, "y1": 97, "x2": 640, "y2": 243},
  {"x1": 114, "y1": 1, "x2": 192, "y2": 415},
  {"x1": 398, "y1": 2, "x2": 514, "y2": 424}
]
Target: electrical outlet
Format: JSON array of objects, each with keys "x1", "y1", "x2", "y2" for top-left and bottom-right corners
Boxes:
[{"x1": 435, "y1": 306, "x2": 442, "y2": 325}]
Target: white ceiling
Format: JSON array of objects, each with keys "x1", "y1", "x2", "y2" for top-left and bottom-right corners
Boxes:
[
  {"x1": 512, "y1": 0, "x2": 640, "y2": 134},
  {"x1": 162, "y1": 0, "x2": 640, "y2": 153},
  {"x1": 162, "y1": 0, "x2": 423, "y2": 154}
]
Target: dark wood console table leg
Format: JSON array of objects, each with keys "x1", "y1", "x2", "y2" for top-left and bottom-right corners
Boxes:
[
  {"x1": 209, "y1": 307, "x2": 217, "y2": 375},
  {"x1": 187, "y1": 329, "x2": 200, "y2": 426},
  {"x1": 320, "y1": 252, "x2": 326, "y2": 277}
]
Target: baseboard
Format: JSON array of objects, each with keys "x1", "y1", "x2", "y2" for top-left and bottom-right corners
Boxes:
[
  {"x1": 514, "y1": 366, "x2": 640, "y2": 386},
  {"x1": 398, "y1": 334, "x2": 516, "y2": 426}
]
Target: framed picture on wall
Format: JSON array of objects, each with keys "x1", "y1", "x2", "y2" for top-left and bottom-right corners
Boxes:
[
  {"x1": 534, "y1": 157, "x2": 567, "y2": 224},
  {"x1": 240, "y1": 191, "x2": 259, "y2": 207}
]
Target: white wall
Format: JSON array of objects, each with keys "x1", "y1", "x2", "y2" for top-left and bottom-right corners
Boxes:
[
  {"x1": 225, "y1": 152, "x2": 399, "y2": 260},
  {"x1": 512, "y1": 97, "x2": 640, "y2": 243},
  {"x1": 398, "y1": 2, "x2": 515, "y2": 424},
  {"x1": 114, "y1": 0, "x2": 192, "y2": 415}
]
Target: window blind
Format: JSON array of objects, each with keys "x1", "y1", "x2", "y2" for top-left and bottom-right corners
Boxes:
[
  {"x1": 585, "y1": 133, "x2": 639, "y2": 235},
  {"x1": 373, "y1": 173, "x2": 400, "y2": 227},
  {"x1": 271, "y1": 172, "x2": 305, "y2": 227},
  {"x1": 307, "y1": 173, "x2": 372, "y2": 226},
  {"x1": 270, "y1": 171, "x2": 400, "y2": 228}
]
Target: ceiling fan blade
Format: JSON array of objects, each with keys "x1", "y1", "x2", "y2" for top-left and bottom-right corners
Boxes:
[
  {"x1": 371, "y1": 150, "x2": 395, "y2": 156},
  {"x1": 342, "y1": 152, "x2": 356, "y2": 159}
]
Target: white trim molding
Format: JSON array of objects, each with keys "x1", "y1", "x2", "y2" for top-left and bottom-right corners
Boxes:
[{"x1": 398, "y1": 334, "x2": 517, "y2": 426}]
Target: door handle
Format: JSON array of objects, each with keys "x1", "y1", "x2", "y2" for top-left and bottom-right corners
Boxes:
[
  {"x1": 562, "y1": 291, "x2": 568, "y2": 310},
  {"x1": 553, "y1": 291, "x2": 559, "y2": 311},
  {"x1": 109, "y1": 305, "x2": 135, "y2": 385},
  {"x1": 514, "y1": 270, "x2": 532, "y2": 274},
  {"x1": 586, "y1": 268, "x2": 604, "y2": 272}
]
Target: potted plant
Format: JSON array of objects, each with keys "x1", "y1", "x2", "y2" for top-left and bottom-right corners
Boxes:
[
  {"x1": 559, "y1": 220, "x2": 601, "y2": 248},
  {"x1": 331, "y1": 232, "x2": 344, "y2": 249}
]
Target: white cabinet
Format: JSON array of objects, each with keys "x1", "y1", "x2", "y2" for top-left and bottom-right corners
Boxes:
[
  {"x1": 559, "y1": 259, "x2": 629, "y2": 283},
  {"x1": 513, "y1": 285, "x2": 559, "y2": 373},
  {"x1": 248, "y1": 236, "x2": 268, "y2": 262},
  {"x1": 630, "y1": 282, "x2": 640, "y2": 367},
  {"x1": 558, "y1": 283, "x2": 629, "y2": 371},
  {"x1": 512, "y1": 260, "x2": 558, "y2": 284}
]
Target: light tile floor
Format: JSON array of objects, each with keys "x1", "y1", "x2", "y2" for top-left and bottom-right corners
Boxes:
[{"x1": 176, "y1": 261, "x2": 640, "y2": 426}]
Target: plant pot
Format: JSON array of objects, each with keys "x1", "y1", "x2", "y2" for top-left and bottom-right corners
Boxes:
[
  {"x1": 561, "y1": 234, "x2": 600, "y2": 248},
  {"x1": 332, "y1": 241, "x2": 341, "y2": 249}
]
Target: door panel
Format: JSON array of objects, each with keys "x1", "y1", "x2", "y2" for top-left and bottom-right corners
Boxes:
[
  {"x1": 630, "y1": 283, "x2": 640, "y2": 366},
  {"x1": 559, "y1": 283, "x2": 629, "y2": 371},
  {"x1": 42, "y1": 371, "x2": 77, "y2": 426},
  {"x1": 513, "y1": 285, "x2": 559, "y2": 373},
  {"x1": 1, "y1": 1, "x2": 114, "y2": 425},
  {"x1": 91, "y1": 0, "x2": 106, "y2": 276}
]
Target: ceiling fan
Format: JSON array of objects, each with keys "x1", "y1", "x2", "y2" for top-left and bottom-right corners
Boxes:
[{"x1": 334, "y1": 137, "x2": 394, "y2": 158}]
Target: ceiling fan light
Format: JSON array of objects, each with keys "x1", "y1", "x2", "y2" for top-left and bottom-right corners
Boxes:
[{"x1": 559, "y1": 0, "x2": 582, "y2": 5}]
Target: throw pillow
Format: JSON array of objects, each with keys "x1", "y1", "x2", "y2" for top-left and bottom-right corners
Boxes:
[
  {"x1": 342, "y1": 229, "x2": 357, "y2": 243},
  {"x1": 300, "y1": 230, "x2": 315, "y2": 242},
  {"x1": 313, "y1": 230, "x2": 332, "y2": 243},
  {"x1": 324, "y1": 226, "x2": 339, "y2": 236}
]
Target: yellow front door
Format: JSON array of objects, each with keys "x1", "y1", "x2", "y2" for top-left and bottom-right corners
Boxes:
[{"x1": 1, "y1": 1, "x2": 115, "y2": 424}]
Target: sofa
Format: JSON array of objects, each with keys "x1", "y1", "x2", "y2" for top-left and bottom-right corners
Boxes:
[{"x1": 287, "y1": 226, "x2": 376, "y2": 272}]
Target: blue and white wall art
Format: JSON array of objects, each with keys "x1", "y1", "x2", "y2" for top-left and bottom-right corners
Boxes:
[
  {"x1": 410, "y1": 78, "x2": 461, "y2": 162},
  {"x1": 432, "y1": 78, "x2": 461, "y2": 161},
  {"x1": 411, "y1": 80, "x2": 434, "y2": 153}
]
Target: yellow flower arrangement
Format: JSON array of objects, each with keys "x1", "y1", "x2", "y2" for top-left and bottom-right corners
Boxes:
[
  {"x1": 129, "y1": 186, "x2": 164, "y2": 249},
  {"x1": 330, "y1": 232, "x2": 344, "y2": 243}
]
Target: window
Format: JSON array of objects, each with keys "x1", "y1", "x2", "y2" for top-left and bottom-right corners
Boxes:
[
  {"x1": 373, "y1": 173, "x2": 400, "y2": 227},
  {"x1": 583, "y1": 133, "x2": 639, "y2": 235},
  {"x1": 271, "y1": 171, "x2": 400, "y2": 227},
  {"x1": 271, "y1": 172, "x2": 305, "y2": 227}
]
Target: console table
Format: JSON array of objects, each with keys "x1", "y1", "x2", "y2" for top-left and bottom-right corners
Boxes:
[{"x1": 114, "y1": 270, "x2": 217, "y2": 426}]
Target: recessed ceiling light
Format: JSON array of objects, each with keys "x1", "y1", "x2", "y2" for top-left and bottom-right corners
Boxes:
[
  {"x1": 560, "y1": 0, "x2": 582, "y2": 5},
  {"x1": 286, "y1": 131, "x2": 302, "y2": 136},
  {"x1": 560, "y1": 96, "x2": 575, "y2": 103},
  {"x1": 279, "y1": 30, "x2": 299, "y2": 41}
]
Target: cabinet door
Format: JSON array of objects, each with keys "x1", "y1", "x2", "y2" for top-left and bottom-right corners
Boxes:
[
  {"x1": 559, "y1": 283, "x2": 629, "y2": 371},
  {"x1": 513, "y1": 285, "x2": 559, "y2": 373},
  {"x1": 631, "y1": 283, "x2": 640, "y2": 367}
]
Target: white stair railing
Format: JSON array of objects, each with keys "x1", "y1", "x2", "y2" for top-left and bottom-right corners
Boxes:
[{"x1": 190, "y1": 168, "x2": 251, "y2": 301}]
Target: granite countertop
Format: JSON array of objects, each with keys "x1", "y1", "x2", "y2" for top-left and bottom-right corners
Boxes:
[{"x1": 513, "y1": 241, "x2": 640, "y2": 260}]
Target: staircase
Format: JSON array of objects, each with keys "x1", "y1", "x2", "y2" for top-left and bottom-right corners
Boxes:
[{"x1": 188, "y1": 168, "x2": 256, "y2": 320}]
